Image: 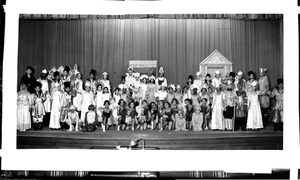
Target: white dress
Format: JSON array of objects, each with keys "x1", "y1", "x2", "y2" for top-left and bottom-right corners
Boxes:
[
  {"x1": 212, "y1": 77, "x2": 222, "y2": 88},
  {"x1": 247, "y1": 91, "x2": 263, "y2": 129},
  {"x1": 17, "y1": 90, "x2": 32, "y2": 130},
  {"x1": 49, "y1": 82, "x2": 62, "y2": 129},
  {"x1": 211, "y1": 92, "x2": 224, "y2": 130},
  {"x1": 81, "y1": 90, "x2": 95, "y2": 122},
  {"x1": 73, "y1": 79, "x2": 83, "y2": 111},
  {"x1": 37, "y1": 78, "x2": 51, "y2": 113}
]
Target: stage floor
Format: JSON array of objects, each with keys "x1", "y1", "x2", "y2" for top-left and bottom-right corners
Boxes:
[{"x1": 17, "y1": 124, "x2": 283, "y2": 150}]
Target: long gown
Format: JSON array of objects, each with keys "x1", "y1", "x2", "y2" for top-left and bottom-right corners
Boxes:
[
  {"x1": 49, "y1": 81, "x2": 62, "y2": 129},
  {"x1": 37, "y1": 78, "x2": 51, "y2": 113},
  {"x1": 81, "y1": 90, "x2": 95, "y2": 122},
  {"x1": 147, "y1": 84, "x2": 157, "y2": 103},
  {"x1": 211, "y1": 92, "x2": 224, "y2": 130},
  {"x1": 246, "y1": 91, "x2": 264, "y2": 129},
  {"x1": 73, "y1": 79, "x2": 83, "y2": 111},
  {"x1": 192, "y1": 112, "x2": 203, "y2": 131},
  {"x1": 258, "y1": 75, "x2": 269, "y2": 108},
  {"x1": 17, "y1": 90, "x2": 32, "y2": 130},
  {"x1": 272, "y1": 88, "x2": 283, "y2": 123}
]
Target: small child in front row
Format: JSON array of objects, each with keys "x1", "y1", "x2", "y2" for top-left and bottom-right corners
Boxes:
[
  {"x1": 82, "y1": 104, "x2": 99, "y2": 132},
  {"x1": 139, "y1": 100, "x2": 151, "y2": 130},
  {"x1": 117, "y1": 99, "x2": 127, "y2": 131},
  {"x1": 184, "y1": 99, "x2": 194, "y2": 130},
  {"x1": 192, "y1": 106, "x2": 203, "y2": 132},
  {"x1": 66, "y1": 105, "x2": 82, "y2": 131},
  {"x1": 200, "y1": 98, "x2": 210, "y2": 130},
  {"x1": 174, "y1": 109, "x2": 187, "y2": 131},
  {"x1": 126, "y1": 101, "x2": 138, "y2": 131},
  {"x1": 101, "y1": 100, "x2": 112, "y2": 132},
  {"x1": 159, "y1": 101, "x2": 174, "y2": 131}
]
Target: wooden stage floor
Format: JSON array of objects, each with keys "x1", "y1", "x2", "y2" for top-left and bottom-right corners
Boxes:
[{"x1": 17, "y1": 124, "x2": 283, "y2": 150}]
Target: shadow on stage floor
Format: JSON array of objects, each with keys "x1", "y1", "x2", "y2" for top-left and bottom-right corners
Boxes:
[{"x1": 17, "y1": 123, "x2": 283, "y2": 150}]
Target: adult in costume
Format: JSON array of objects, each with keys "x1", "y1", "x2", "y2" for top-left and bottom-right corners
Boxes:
[
  {"x1": 155, "y1": 67, "x2": 167, "y2": 88},
  {"x1": 212, "y1": 70, "x2": 222, "y2": 89},
  {"x1": 234, "y1": 71, "x2": 247, "y2": 92},
  {"x1": 258, "y1": 68, "x2": 270, "y2": 127}
]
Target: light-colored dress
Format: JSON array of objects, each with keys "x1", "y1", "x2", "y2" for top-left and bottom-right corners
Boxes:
[
  {"x1": 212, "y1": 77, "x2": 222, "y2": 88},
  {"x1": 31, "y1": 93, "x2": 46, "y2": 122},
  {"x1": 140, "y1": 83, "x2": 148, "y2": 100},
  {"x1": 37, "y1": 78, "x2": 51, "y2": 113},
  {"x1": 73, "y1": 79, "x2": 83, "y2": 111},
  {"x1": 81, "y1": 90, "x2": 95, "y2": 122},
  {"x1": 49, "y1": 81, "x2": 62, "y2": 129},
  {"x1": 247, "y1": 91, "x2": 263, "y2": 129},
  {"x1": 174, "y1": 93, "x2": 183, "y2": 108},
  {"x1": 192, "y1": 112, "x2": 203, "y2": 131},
  {"x1": 258, "y1": 75, "x2": 269, "y2": 108},
  {"x1": 17, "y1": 90, "x2": 32, "y2": 130},
  {"x1": 147, "y1": 84, "x2": 157, "y2": 103},
  {"x1": 272, "y1": 88, "x2": 283, "y2": 123},
  {"x1": 211, "y1": 92, "x2": 224, "y2": 130},
  {"x1": 175, "y1": 114, "x2": 186, "y2": 131}
]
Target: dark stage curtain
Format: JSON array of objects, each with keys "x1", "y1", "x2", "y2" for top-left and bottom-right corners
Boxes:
[{"x1": 18, "y1": 17, "x2": 283, "y2": 88}]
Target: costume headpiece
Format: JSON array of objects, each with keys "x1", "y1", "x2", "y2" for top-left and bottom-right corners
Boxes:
[
  {"x1": 85, "y1": 81, "x2": 91, "y2": 87},
  {"x1": 63, "y1": 66, "x2": 71, "y2": 73},
  {"x1": 229, "y1": 72, "x2": 236, "y2": 78},
  {"x1": 57, "y1": 66, "x2": 64, "y2": 74},
  {"x1": 149, "y1": 75, "x2": 155, "y2": 80},
  {"x1": 128, "y1": 66, "x2": 134, "y2": 71},
  {"x1": 176, "y1": 85, "x2": 181, "y2": 89},
  {"x1": 49, "y1": 67, "x2": 57, "y2": 73},
  {"x1": 41, "y1": 69, "x2": 47, "y2": 74},
  {"x1": 251, "y1": 80, "x2": 258, "y2": 87},
  {"x1": 103, "y1": 72, "x2": 108, "y2": 76},
  {"x1": 140, "y1": 74, "x2": 149, "y2": 80},
  {"x1": 277, "y1": 78, "x2": 283, "y2": 85},
  {"x1": 196, "y1": 71, "x2": 201, "y2": 76},
  {"x1": 169, "y1": 84, "x2": 176, "y2": 90},
  {"x1": 237, "y1": 71, "x2": 243, "y2": 76},
  {"x1": 215, "y1": 70, "x2": 220, "y2": 75},
  {"x1": 26, "y1": 66, "x2": 34, "y2": 72},
  {"x1": 159, "y1": 67, "x2": 164, "y2": 74},
  {"x1": 69, "y1": 105, "x2": 76, "y2": 111},
  {"x1": 89, "y1": 69, "x2": 96, "y2": 76},
  {"x1": 259, "y1": 68, "x2": 267, "y2": 74},
  {"x1": 134, "y1": 72, "x2": 140, "y2": 78}
]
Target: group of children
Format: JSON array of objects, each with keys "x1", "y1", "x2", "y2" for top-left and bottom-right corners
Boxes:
[{"x1": 17, "y1": 65, "x2": 284, "y2": 133}]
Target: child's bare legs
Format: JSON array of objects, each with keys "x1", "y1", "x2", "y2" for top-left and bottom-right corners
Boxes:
[
  {"x1": 159, "y1": 117, "x2": 164, "y2": 131},
  {"x1": 66, "y1": 119, "x2": 73, "y2": 131},
  {"x1": 168, "y1": 121, "x2": 173, "y2": 130},
  {"x1": 131, "y1": 118, "x2": 135, "y2": 131}
]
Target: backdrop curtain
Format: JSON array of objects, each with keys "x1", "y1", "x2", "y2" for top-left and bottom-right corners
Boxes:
[{"x1": 18, "y1": 16, "x2": 283, "y2": 88}]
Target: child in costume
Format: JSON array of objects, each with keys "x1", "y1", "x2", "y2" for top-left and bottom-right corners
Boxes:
[
  {"x1": 247, "y1": 81, "x2": 263, "y2": 131},
  {"x1": 270, "y1": 78, "x2": 283, "y2": 131},
  {"x1": 174, "y1": 85, "x2": 183, "y2": 108},
  {"x1": 235, "y1": 83, "x2": 247, "y2": 131},
  {"x1": 159, "y1": 101, "x2": 174, "y2": 131},
  {"x1": 73, "y1": 72, "x2": 83, "y2": 118},
  {"x1": 117, "y1": 99, "x2": 127, "y2": 131},
  {"x1": 146, "y1": 75, "x2": 158, "y2": 104},
  {"x1": 126, "y1": 101, "x2": 138, "y2": 131},
  {"x1": 82, "y1": 104, "x2": 99, "y2": 132},
  {"x1": 66, "y1": 105, "x2": 82, "y2": 131},
  {"x1": 49, "y1": 71, "x2": 63, "y2": 130},
  {"x1": 101, "y1": 100, "x2": 112, "y2": 132},
  {"x1": 59, "y1": 82, "x2": 72, "y2": 130},
  {"x1": 223, "y1": 81, "x2": 235, "y2": 131},
  {"x1": 149, "y1": 102, "x2": 158, "y2": 130},
  {"x1": 37, "y1": 69, "x2": 51, "y2": 127},
  {"x1": 155, "y1": 67, "x2": 167, "y2": 88},
  {"x1": 191, "y1": 88, "x2": 201, "y2": 108},
  {"x1": 81, "y1": 81, "x2": 95, "y2": 122},
  {"x1": 99, "y1": 72, "x2": 111, "y2": 91},
  {"x1": 182, "y1": 86, "x2": 191, "y2": 107},
  {"x1": 174, "y1": 109, "x2": 187, "y2": 131},
  {"x1": 211, "y1": 86, "x2": 224, "y2": 131},
  {"x1": 139, "y1": 100, "x2": 151, "y2": 130},
  {"x1": 140, "y1": 75, "x2": 149, "y2": 101},
  {"x1": 31, "y1": 82, "x2": 46, "y2": 130},
  {"x1": 171, "y1": 98, "x2": 180, "y2": 129},
  {"x1": 200, "y1": 98, "x2": 210, "y2": 130},
  {"x1": 192, "y1": 106, "x2": 203, "y2": 132},
  {"x1": 184, "y1": 99, "x2": 194, "y2": 130},
  {"x1": 17, "y1": 82, "x2": 33, "y2": 131},
  {"x1": 166, "y1": 85, "x2": 175, "y2": 104}
]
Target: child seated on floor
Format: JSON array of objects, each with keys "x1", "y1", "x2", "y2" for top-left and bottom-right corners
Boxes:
[
  {"x1": 174, "y1": 109, "x2": 187, "y2": 131},
  {"x1": 117, "y1": 99, "x2": 127, "y2": 131},
  {"x1": 82, "y1": 104, "x2": 99, "y2": 132},
  {"x1": 66, "y1": 105, "x2": 82, "y2": 131},
  {"x1": 126, "y1": 101, "x2": 138, "y2": 131},
  {"x1": 139, "y1": 100, "x2": 151, "y2": 130}
]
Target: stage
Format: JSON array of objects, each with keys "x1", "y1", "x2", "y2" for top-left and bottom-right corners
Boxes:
[{"x1": 17, "y1": 123, "x2": 283, "y2": 150}]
